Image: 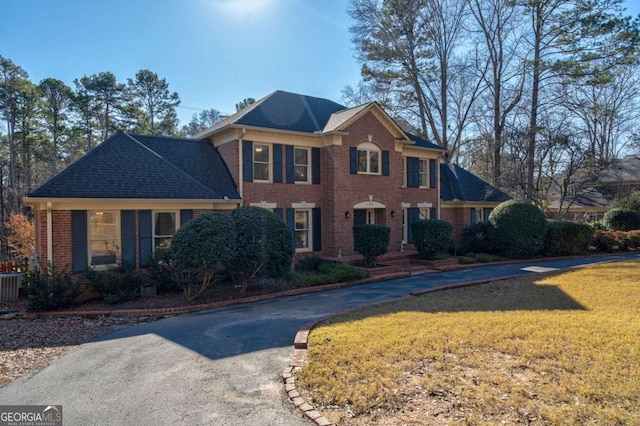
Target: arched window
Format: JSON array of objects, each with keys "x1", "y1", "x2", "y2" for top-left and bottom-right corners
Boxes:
[{"x1": 356, "y1": 142, "x2": 381, "y2": 175}]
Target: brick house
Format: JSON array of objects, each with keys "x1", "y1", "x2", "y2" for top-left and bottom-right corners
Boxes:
[{"x1": 24, "y1": 90, "x2": 509, "y2": 273}]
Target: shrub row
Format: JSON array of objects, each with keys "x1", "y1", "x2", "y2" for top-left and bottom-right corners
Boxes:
[{"x1": 289, "y1": 263, "x2": 368, "y2": 287}]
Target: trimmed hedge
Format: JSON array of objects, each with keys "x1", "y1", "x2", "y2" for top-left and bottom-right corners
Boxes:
[
  {"x1": 412, "y1": 219, "x2": 453, "y2": 259},
  {"x1": 602, "y1": 208, "x2": 640, "y2": 231},
  {"x1": 86, "y1": 263, "x2": 142, "y2": 304},
  {"x1": 544, "y1": 220, "x2": 593, "y2": 256},
  {"x1": 461, "y1": 222, "x2": 491, "y2": 254},
  {"x1": 488, "y1": 200, "x2": 547, "y2": 258},
  {"x1": 353, "y1": 224, "x2": 390, "y2": 267},
  {"x1": 25, "y1": 265, "x2": 81, "y2": 312}
]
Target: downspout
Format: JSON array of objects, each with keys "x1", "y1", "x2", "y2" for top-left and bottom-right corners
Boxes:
[
  {"x1": 46, "y1": 202, "x2": 53, "y2": 266},
  {"x1": 238, "y1": 128, "x2": 246, "y2": 201},
  {"x1": 437, "y1": 156, "x2": 442, "y2": 220}
]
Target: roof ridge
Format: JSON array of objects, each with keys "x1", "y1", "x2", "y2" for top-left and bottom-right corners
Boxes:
[{"x1": 122, "y1": 132, "x2": 225, "y2": 198}]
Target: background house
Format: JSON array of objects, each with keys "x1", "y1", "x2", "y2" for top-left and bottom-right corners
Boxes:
[{"x1": 25, "y1": 90, "x2": 509, "y2": 272}]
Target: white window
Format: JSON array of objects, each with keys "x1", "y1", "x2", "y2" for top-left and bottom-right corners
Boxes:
[
  {"x1": 419, "y1": 208, "x2": 430, "y2": 220},
  {"x1": 253, "y1": 144, "x2": 270, "y2": 182},
  {"x1": 294, "y1": 147, "x2": 310, "y2": 183},
  {"x1": 153, "y1": 211, "x2": 178, "y2": 250},
  {"x1": 89, "y1": 211, "x2": 119, "y2": 267},
  {"x1": 419, "y1": 159, "x2": 428, "y2": 188},
  {"x1": 295, "y1": 209, "x2": 311, "y2": 252},
  {"x1": 357, "y1": 142, "x2": 380, "y2": 175}
]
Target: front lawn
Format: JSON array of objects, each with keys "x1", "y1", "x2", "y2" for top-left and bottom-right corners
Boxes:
[{"x1": 297, "y1": 259, "x2": 640, "y2": 425}]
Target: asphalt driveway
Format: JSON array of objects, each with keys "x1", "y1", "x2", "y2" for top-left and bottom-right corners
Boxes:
[{"x1": 1, "y1": 253, "x2": 637, "y2": 425}]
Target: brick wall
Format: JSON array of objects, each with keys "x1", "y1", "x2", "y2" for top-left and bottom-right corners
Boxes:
[{"x1": 52, "y1": 210, "x2": 72, "y2": 271}]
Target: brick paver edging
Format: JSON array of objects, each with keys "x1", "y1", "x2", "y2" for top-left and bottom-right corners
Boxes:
[{"x1": 13, "y1": 271, "x2": 412, "y2": 319}]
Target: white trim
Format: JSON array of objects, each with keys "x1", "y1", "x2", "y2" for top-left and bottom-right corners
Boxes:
[
  {"x1": 46, "y1": 204, "x2": 53, "y2": 264},
  {"x1": 293, "y1": 208, "x2": 312, "y2": 253},
  {"x1": 253, "y1": 143, "x2": 272, "y2": 183},
  {"x1": 401, "y1": 202, "x2": 411, "y2": 208},
  {"x1": 353, "y1": 200, "x2": 385, "y2": 209},
  {"x1": 417, "y1": 202, "x2": 433, "y2": 208},
  {"x1": 250, "y1": 201, "x2": 277, "y2": 209},
  {"x1": 293, "y1": 146, "x2": 311, "y2": 184},
  {"x1": 152, "y1": 210, "x2": 179, "y2": 251},
  {"x1": 292, "y1": 202, "x2": 315, "y2": 209}
]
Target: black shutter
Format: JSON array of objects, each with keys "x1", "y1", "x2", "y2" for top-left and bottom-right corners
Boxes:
[
  {"x1": 139, "y1": 210, "x2": 152, "y2": 268},
  {"x1": 407, "y1": 207, "x2": 419, "y2": 244},
  {"x1": 484, "y1": 208, "x2": 493, "y2": 222},
  {"x1": 286, "y1": 208, "x2": 295, "y2": 248},
  {"x1": 286, "y1": 145, "x2": 295, "y2": 184},
  {"x1": 71, "y1": 210, "x2": 88, "y2": 273},
  {"x1": 180, "y1": 209, "x2": 193, "y2": 226},
  {"x1": 121, "y1": 210, "x2": 136, "y2": 266},
  {"x1": 242, "y1": 140, "x2": 253, "y2": 182},
  {"x1": 429, "y1": 159, "x2": 437, "y2": 188},
  {"x1": 312, "y1": 208, "x2": 322, "y2": 251},
  {"x1": 407, "y1": 157, "x2": 419, "y2": 188},
  {"x1": 470, "y1": 208, "x2": 476, "y2": 225},
  {"x1": 350, "y1": 147, "x2": 357, "y2": 174},
  {"x1": 273, "y1": 144, "x2": 283, "y2": 183},
  {"x1": 382, "y1": 150, "x2": 390, "y2": 176},
  {"x1": 274, "y1": 208, "x2": 284, "y2": 220},
  {"x1": 430, "y1": 207, "x2": 437, "y2": 220},
  {"x1": 312, "y1": 147, "x2": 321, "y2": 184}
]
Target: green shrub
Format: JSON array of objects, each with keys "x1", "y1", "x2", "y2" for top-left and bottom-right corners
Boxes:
[
  {"x1": 25, "y1": 264, "x2": 81, "y2": 312},
  {"x1": 170, "y1": 212, "x2": 236, "y2": 301},
  {"x1": 594, "y1": 231, "x2": 618, "y2": 252},
  {"x1": 412, "y1": 219, "x2": 453, "y2": 260},
  {"x1": 462, "y1": 222, "x2": 491, "y2": 253},
  {"x1": 227, "y1": 207, "x2": 294, "y2": 295},
  {"x1": 353, "y1": 224, "x2": 390, "y2": 267},
  {"x1": 147, "y1": 248, "x2": 177, "y2": 293},
  {"x1": 86, "y1": 263, "x2": 142, "y2": 304},
  {"x1": 289, "y1": 262, "x2": 368, "y2": 287},
  {"x1": 588, "y1": 220, "x2": 605, "y2": 231},
  {"x1": 544, "y1": 220, "x2": 594, "y2": 256},
  {"x1": 602, "y1": 208, "x2": 640, "y2": 231},
  {"x1": 488, "y1": 200, "x2": 547, "y2": 258},
  {"x1": 295, "y1": 256, "x2": 325, "y2": 273}
]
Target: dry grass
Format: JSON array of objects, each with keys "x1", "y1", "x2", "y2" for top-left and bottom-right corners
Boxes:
[{"x1": 297, "y1": 260, "x2": 640, "y2": 425}]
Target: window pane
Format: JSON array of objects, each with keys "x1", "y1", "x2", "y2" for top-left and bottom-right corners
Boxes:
[
  {"x1": 419, "y1": 208, "x2": 429, "y2": 220},
  {"x1": 155, "y1": 212, "x2": 176, "y2": 236},
  {"x1": 295, "y1": 211, "x2": 309, "y2": 230},
  {"x1": 254, "y1": 163, "x2": 269, "y2": 181},
  {"x1": 295, "y1": 230, "x2": 309, "y2": 249},
  {"x1": 357, "y1": 150, "x2": 368, "y2": 172},
  {"x1": 90, "y1": 240, "x2": 117, "y2": 265},
  {"x1": 254, "y1": 144, "x2": 269, "y2": 162},
  {"x1": 294, "y1": 165, "x2": 308, "y2": 182},
  {"x1": 294, "y1": 148, "x2": 308, "y2": 165},
  {"x1": 370, "y1": 152, "x2": 379, "y2": 173},
  {"x1": 419, "y1": 160, "x2": 427, "y2": 173},
  {"x1": 154, "y1": 237, "x2": 172, "y2": 250}
]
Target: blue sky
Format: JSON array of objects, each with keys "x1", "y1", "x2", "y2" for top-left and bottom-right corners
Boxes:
[{"x1": 2, "y1": 0, "x2": 639, "y2": 127}]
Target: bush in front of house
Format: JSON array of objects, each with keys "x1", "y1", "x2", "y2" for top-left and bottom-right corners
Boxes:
[
  {"x1": 544, "y1": 220, "x2": 594, "y2": 256},
  {"x1": 25, "y1": 264, "x2": 81, "y2": 312},
  {"x1": 353, "y1": 224, "x2": 390, "y2": 267},
  {"x1": 461, "y1": 222, "x2": 491, "y2": 254},
  {"x1": 170, "y1": 212, "x2": 237, "y2": 301},
  {"x1": 594, "y1": 230, "x2": 619, "y2": 252},
  {"x1": 488, "y1": 200, "x2": 547, "y2": 258},
  {"x1": 226, "y1": 207, "x2": 294, "y2": 296},
  {"x1": 147, "y1": 248, "x2": 177, "y2": 293},
  {"x1": 412, "y1": 219, "x2": 453, "y2": 259},
  {"x1": 602, "y1": 208, "x2": 640, "y2": 231},
  {"x1": 86, "y1": 263, "x2": 142, "y2": 304}
]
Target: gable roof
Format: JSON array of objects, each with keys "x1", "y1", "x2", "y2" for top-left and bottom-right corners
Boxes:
[
  {"x1": 440, "y1": 163, "x2": 511, "y2": 203},
  {"x1": 28, "y1": 131, "x2": 240, "y2": 200},
  {"x1": 406, "y1": 133, "x2": 447, "y2": 151}
]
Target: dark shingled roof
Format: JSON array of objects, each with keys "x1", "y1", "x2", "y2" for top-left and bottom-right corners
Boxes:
[
  {"x1": 236, "y1": 90, "x2": 347, "y2": 133},
  {"x1": 406, "y1": 133, "x2": 447, "y2": 151},
  {"x1": 440, "y1": 163, "x2": 511, "y2": 203},
  {"x1": 29, "y1": 131, "x2": 240, "y2": 200}
]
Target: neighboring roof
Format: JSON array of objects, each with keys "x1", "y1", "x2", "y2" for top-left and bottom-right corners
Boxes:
[
  {"x1": 547, "y1": 187, "x2": 608, "y2": 210},
  {"x1": 440, "y1": 163, "x2": 511, "y2": 203},
  {"x1": 29, "y1": 131, "x2": 240, "y2": 200},
  {"x1": 597, "y1": 156, "x2": 640, "y2": 183}
]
